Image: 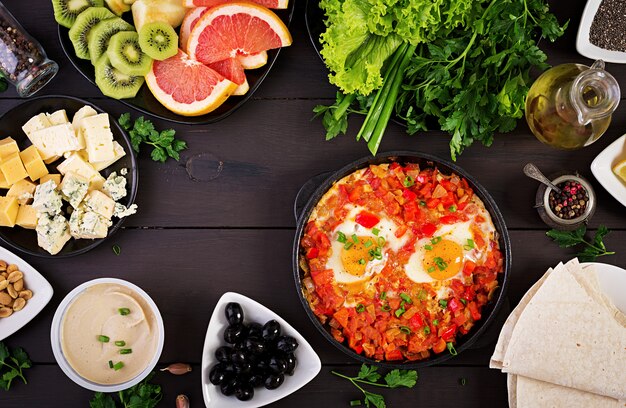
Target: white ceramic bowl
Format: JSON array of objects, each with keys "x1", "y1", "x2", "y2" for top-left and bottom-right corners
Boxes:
[
  {"x1": 201, "y1": 292, "x2": 322, "y2": 408},
  {"x1": 581, "y1": 262, "x2": 626, "y2": 313},
  {"x1": 50, "y1": 278, "x2": 164, "y2": 392},
  {"x1": 576, "y1": 0, "x2": 626, "y2": 63},
  {"x1": 591, "y1": 134, "x2": 626, "y2": 207},
  {"x1": 0, "y1": 245, "x2": 53, "y2": 341}
]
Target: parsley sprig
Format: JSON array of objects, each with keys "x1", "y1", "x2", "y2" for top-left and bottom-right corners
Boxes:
[
  {"x1": 546, "y1": 225, "x2": 615, "y2": 262},
  {"x1": 0, "y1": 341, "x2": 32, "y2": 391},
  {"x1": 89, "y1": 372, "x2": 162, "y2": 408},
  {"x1": 332, "y1": 364, "x2": 417, "y2": 408},
  {"x1": 118, "y1": 113, "x2": 187, "y2": 163}
]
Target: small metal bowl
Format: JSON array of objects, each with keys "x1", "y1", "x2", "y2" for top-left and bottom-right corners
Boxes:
[{"x1": 535, "y1": 173, "x2": 596, "y2": 230}]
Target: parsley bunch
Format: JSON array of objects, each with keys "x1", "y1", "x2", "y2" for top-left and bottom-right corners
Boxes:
[
  {"x1": 547, "y1": 225, "x2": 615, "y2": 262},
  {"x1": 90, "y1": 372, "x2": 162, "y2": 408},
  {"x1": 333, "y1": 364, "x2": 417, "y2": 408},
  {"x1": 0, "y1": 342, "x2": 32, "y2": 391},
  {"x1": 118, "y1": 113, "x2": 187, "y2": 163}
]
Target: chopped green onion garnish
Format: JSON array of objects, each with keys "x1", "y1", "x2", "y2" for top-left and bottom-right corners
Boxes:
[
  {"x1": 460, "y1": 299, "x2": 467, "y2": 305},
  {"x1": 427, "y1": 266, "x2": 436, "y2": 273},
  {"x1": 112, "y1": 361, "x2": 124, "y2": 371},
  {"x1": 364, "y1": 240, "x2": 373, "y2": 248},
  {"x1": 424, "y1": 326, "x2": 431, "y2": 335},
  {"x1": 449, "y1": 205, "x2": 457, "y2": 213},
  {"x1": 377, "y1": 236, "x2": 386, "y2": 246},
  {"x1": 447, "y1": 342, "x2": 458, "y2": 356},
  {"x1": 400, "y1": 293, "x2": 412, "y2": 304},
  {"x1": 350, "y1": 400, "x2": 362, "y2": 407},
  {"x1": 112, "y1": 244, "x2": 121, "y2": 256},
  {"x1": 352, "y1": 234, "x2": 359, "y2": 243},
  {"x1": 382, "y1": 304, "x2": 391, "y2": 312},
  {"x1": 372, "y1": 228, "x2": 380, "y2": 236},
  {"x1": 358, "y1": 258, "x2": 366, "y2": 265},
  {"x1": 431, "y1": 236, "x2": 442, "y2": 245},
  {"x1": 433, "y1": 319, "x2": 439, "y2": 326},
  {"x1": 419, "y1": 200, "x2": 426, "y2": 207},
  {"x1": 356, "y1": 304, "x2": 365, "y2": 313},
  {"x1": 114, "y1": 341, "x2": 126, "y2": 347},
  {"x1": 119, "y1": 349, "x2": 132, "y2": 355},
  {"x1": 380, "y1": 291, "x2": 387, "y2": 300},
  {"x1": 460, "y1": 378, "x2": 467, "y2": 386},
  {"x1": 108, "y1": 360, "x2": 114, "y2": 368},
  {"x1": 337, "y1": 232, "x2": 347, "y2": 243},
  {"x1": 399, "y1": 326, "x2": 411, "y2": 334},
  {"x1": 118, "y1": 308, "x2": 130, "y2": 316},
  {"x1": 98, "y1": 335, "x2": 110, "y2": 343},
  {"x1": 463, "y1": 239, "x2": 475, "y2": 251},
  {"x1": 344, "y1": 241, "x2": 354, "y2": 250},
  {"x1": 424, "y1": 245, "x2": 433, "y2": 251},
  {"x1": 395, "y1": 308, "x2": 405, "y2": 317},
  {"x1": 403, "y1": 176, "x2": 414, "y2": 187},
  {"x1": 439, "y1": 299, "x2": 448, "y2": 308},
  {"x1": 434, "y1": 257, "x2": 448, "y2": 271}
]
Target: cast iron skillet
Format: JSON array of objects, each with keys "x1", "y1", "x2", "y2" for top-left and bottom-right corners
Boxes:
[
  {"x1": 0, "y1": 95, "x2": 138, "y2": 258},
  {"x1": 292, "y1": 151, "x2": 511, "y2": 368}
]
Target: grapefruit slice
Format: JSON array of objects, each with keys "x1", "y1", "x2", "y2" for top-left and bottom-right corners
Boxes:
[
  {"x1": 145, "y1": 49, "x2": 237, "y2": 116},
  {"x1": 182, "y1": 0, "x2": 288, "y2": 10},
  {"x1": 233, "y1": 78, "x2": 249, "y2": 96},
  {"x1": 187, "y1": 2, "x2": 292, "y2": 65},
  {"x1": 179, "y1": 7, "x2": 209, "y2": 53},
  {"x1": 238, "y1": 51, "x2": 268, "y2": 69},
  {"x1": 208, "y1": 58, "x2": 246, "y2": 85}
]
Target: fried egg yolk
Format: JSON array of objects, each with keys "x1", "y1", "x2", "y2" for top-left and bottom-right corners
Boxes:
[
  {"x1": 340, "y1": 236, "x2": 377, "y2": 277},
  {"x1": 422, "y1": 239, "x2": 463, "y2": 280}
]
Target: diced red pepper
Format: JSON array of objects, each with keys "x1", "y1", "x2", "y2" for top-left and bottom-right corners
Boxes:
[
  {"x1": 355, "y1": 211, "x2": 380, "y2": 228},
  {"x1": 468, "y1": 301, "x2": 481, "y2": 321},
  {"x1": 385, "y1": 348, "x2": 403, "y2": 360},
  {"x1": 441, "y1": 325, "x2": 457, "y2": 342},
  {"x1": 462, "y1": 260, "x2": 476, "y2": 276},
  {"x1": 420, "y1": 223, "x2": 437, "y2": 237},
  {"x1": 453, "y1": 313, "x2": 468, "y2": 326},
  {"x1": 440, "y1": 215, "x2": 459, "y2": 224},
  {"x1": 348, "y1": 186, "x2": 363, "y2": 202},
  {"x1": 333, "y1": 308, "x2": 350, "y2": 328},
  {"x1": 432, "y1": 338, "x2": 447, "y2": 354},
  {"x1": 353, "y1": 344, "x2": 363, "y2": 354},
  {"x1": 395, "y1": 225, "x2": 408, "y2": 238},
  {"x1": 306, "y1": 247, "x2": 319, "y2": 259},
  {"x1": 441, "y1": 192, "x2": 456, "y2": 207},
  {"x1": 463, "y1": 286, "x2": 476, "y2": 301},
  {"x1": 426, "y1": 198, "x2": 440, "y2": 208},
  {"x1": 402, "y1": 189, "x2": 417, "y2": 201},
  {"x1": 409, "y1": 313, "x2": 424, "y2": 330},
  {"x1": 448, "y1": 298, "x2": 462, "y2": 313}
]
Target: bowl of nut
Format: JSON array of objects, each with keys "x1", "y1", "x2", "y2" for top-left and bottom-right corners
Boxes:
[{"x1": 0, "y1": 245, "x2": 53, "y2": 340}]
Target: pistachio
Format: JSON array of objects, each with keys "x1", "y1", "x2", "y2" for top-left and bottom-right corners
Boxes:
[
  {"x1": 0, "y1": 307, "x2": 12, "y2": 318},
  {"x1": 18, "y1": 290, "x2": 33, "y2": 300},
  {"x1": 6, "y1": 264, "x2": 18, "y2": 273},
  {"x1": 0, "y1": 291, "x2": 11, "y2": 305},
  {"x1": 12, "y1": 297, "x2": 25, "y2": 312},
  {"x1": 8, "y1": 270, "x2": 23, "y2": 283},
  {"x1": 0, "y1": 279, "x2": 8, "y2": 291},
  {"x1": 13, "y1": 279, "x2": 23, "y2": 292},
  {"x1": 7, "y1": 284, "x2": 18, "y2": 299}
]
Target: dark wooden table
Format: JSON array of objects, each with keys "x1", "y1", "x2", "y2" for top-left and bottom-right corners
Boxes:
[{"x1": 1, "y1": 0, "x2": 625, "y2": 406}]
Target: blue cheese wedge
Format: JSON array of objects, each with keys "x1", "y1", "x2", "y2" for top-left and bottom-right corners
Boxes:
[
  {"x1": 32, "y1": 180, "x2": 63, "y2": 215},
  {"x1": 80, "y1": 113, "x2": 115, "y2": 163},
  {"x1": 69, "y1": 205, "x2": 111, "y2": 239},
  {"x1": 83, "y1": 190, "x2": 115, "y2": 220},
  {"x1": 59, "y1": 172, "x2": 89, "y2": 209},
  {"x1": 57, "y1": 153, "x2": 106, "y2": 190},
  {"x1": 114, "y1": 203, "x2": 138, "y2": 218},
  {"x1": 36, "y1": 214, "x2": 71, "y2": 255},
  {"x1": 103, "y1": 171, "x2": 127, "y2": 201}
]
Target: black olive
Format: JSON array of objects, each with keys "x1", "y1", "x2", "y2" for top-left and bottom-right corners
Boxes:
[
  {"x1": 264, "y1": 373, "x2": 285, "y2": 390},
  {"x1": 268, "y1": 356, "x2": 287, "y2": 374},
  {"x1": 235, "y1": 362, "x2": 252, "y2": 375},
  {"x1": 284, "y1": 353, "x2": 297, "y2": 375},
  {"x1": 248, "y1": 373, "x2": 264, "y2": 387},
  {"x1": 220, "y1": 377, "x2": 239, "y2": 396},
  {"x1": 262, "y1": 320, "x2": 281, "y2": 342},
  {"x1": 236, "y1": 385, "x2": 254, "y2": 401},
  {"x1": 275, "y1": 336, "x2": 299, "y2": 353},
  {"x1": 247, "y1": 322, "x2": 263, "y2": 339},
  {"x1": 225, "y1": 302, "x2": 244, "y2": 325},
  {"x1": 231, "y1": 350, "x2": 248, "y2": 365},
  {"x1": 255, "y1": 359, "x2": 269, "y2": 373},
  {"x1": 224, "y1": 324, "x2": 246, "y2": 344},
  {"x1": 245, "y1": 338, "x2": 266, "y2": 355},
  {"x1": 215, "y1": 346, "x2": 232, "y2": 363},
  {"x1": 209, "y1": 364, "x2": 227, "y2": 385}
]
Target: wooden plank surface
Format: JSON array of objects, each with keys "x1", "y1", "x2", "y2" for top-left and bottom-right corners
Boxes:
[{"x1": 0, "y1": 0, "x2": 625, "y2": 407}]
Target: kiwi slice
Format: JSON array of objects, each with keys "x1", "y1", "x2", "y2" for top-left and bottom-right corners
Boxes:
[
  {"x1": 53, "y1": 0, "x2": 103, "y2": 28},
  {"x1": 95, "y1": 55, "x2": 144, "y2": 99},
  {"x1": 138, "y1": 22, "x2": 178, "y2": 61},
  {"x1": 87, "y1": 18, "x2": 134, "y2": 65},
  {"x1": 107, "y1": 32, "x2": 153, "y2": 76},
  {"x1": 69, "y1": 7, "x2": 116, "y2": 60}
]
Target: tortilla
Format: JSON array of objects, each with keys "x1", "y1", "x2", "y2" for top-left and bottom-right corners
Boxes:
[
  {"x1": 501, "y1": 259, "x2": 626, "y2": 401},
  {"x1": 515, "y1": 376, "x2": 625, "y2": 408},
  {"x1": 507, "y1": 374, "x2": 517, "y2": 408}
]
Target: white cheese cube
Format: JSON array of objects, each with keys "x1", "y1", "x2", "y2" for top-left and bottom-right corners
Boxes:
[
  {"x1": 36, "y1": 214, "x2": 71, "y2": 255},
  {"x1": 46, "y1": 110, "x2": 69, "y2": 125},
  {"x1": 29, "y1": 123, "x2": 81, "y2": 159},
  {"x1": 81, "y1": 113, "x2": 115, "y2": 163},
  {"x1": 22, "y1": 113, "x2": 51, "y2": 137},
  {"x1": 102, "y1": 171, "x2": 127, "y2": 201},
  {"x1": 83, "y1": 190, "x2": 115, "y2": 220},
  {"x1": 113, "y1": 202, "x2": 138, "y2": 218},
  {"x1": 69, "y1": 206, "x2": 111, "y2": 239},
  {"x1": 89, "y1": 142, "x2": 126, "y2": 171},
  {"x1": 59, "y1": 171, "x2": 89, "y2": 209},
  {"x1": 71, "y1": 105, "x2": 98, "y2": 149},
  {"x1": 57, "y1": 153, "x2": 105, "y2": 190},
  {"x1": 32, "y1": 180, "x2": 63, "y2": 215}
]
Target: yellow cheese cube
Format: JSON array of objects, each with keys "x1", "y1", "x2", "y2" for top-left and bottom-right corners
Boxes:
[
  {"x1": 7, "y1": 179, "x2": 36, "y2": 205},
  {"x1": 40, "y1": 173, "x2": 61, "y2": 187},
  {"x1": 0, "y1": 154, "x2": 27, "y2": 186},
  {"x1": 19, "y1": 145, "x2": 49, "y2": 181},
  {"x1": 0, "y1": 173, "x2": 9, "y2": 189},
  {"x1": 0, "y1": 137, "x2": 19, "y2": 160},
  {"x1": 15, "y1": 205, "x2": 38, "y2": 229},
  {"x1": 0, "y1": 196, "x2": 19, "y2": 227}
]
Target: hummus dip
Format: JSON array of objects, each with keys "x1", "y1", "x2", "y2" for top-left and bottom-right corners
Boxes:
[{"x1": 61, "y1": 283, "x2": 159, "y2": 385}]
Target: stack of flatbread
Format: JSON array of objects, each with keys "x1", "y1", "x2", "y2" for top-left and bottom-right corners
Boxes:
[{"x1": 490, "y1": 258, "x2": 626, "y2": 407}]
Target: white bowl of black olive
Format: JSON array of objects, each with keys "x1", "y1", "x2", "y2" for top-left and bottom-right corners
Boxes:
[{"x1": 201, "y1": 292, "x2": 322, "y2": 407}]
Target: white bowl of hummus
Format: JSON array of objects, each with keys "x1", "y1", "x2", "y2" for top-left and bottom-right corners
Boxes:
[{"x1": 50, "y1": 278, "x2": 164, "y2": 392}]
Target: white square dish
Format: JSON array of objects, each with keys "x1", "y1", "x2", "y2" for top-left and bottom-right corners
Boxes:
[
  {"x1": 201, "y1": 292, "x2": 322, "y2": 408},
  {"x1": 591, "y1": 134, "x2": 626, "y2": 207},
  {"x1": 0, "y1": 245, "x2": 53, "y2": 341},
  {"x1": 576, "y1": 0, "x2": 626, "y2": 63}
]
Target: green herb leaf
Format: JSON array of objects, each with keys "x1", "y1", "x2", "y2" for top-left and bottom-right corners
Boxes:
[
  {"x1": 364, "y1": 391, "x2": 386, "y2": 408},
  {"x1": 357, "y1": 364, "x2": 381, "y2": 383},
  {"x1": 118, "y1": 114, "x2": 187, "y2": 163},
  {"x1": 547, "y1": 225, "x2": 615, "y2": 262},
  {"x1": 0, "y1": 342, "x2": 31, "y2": 391},
  {"x1": 384, "y1": 369, "x2": 418, "y2": 388},
  {"x1": 90, "y1": 392, "x2": 117, "y2": 408}
]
